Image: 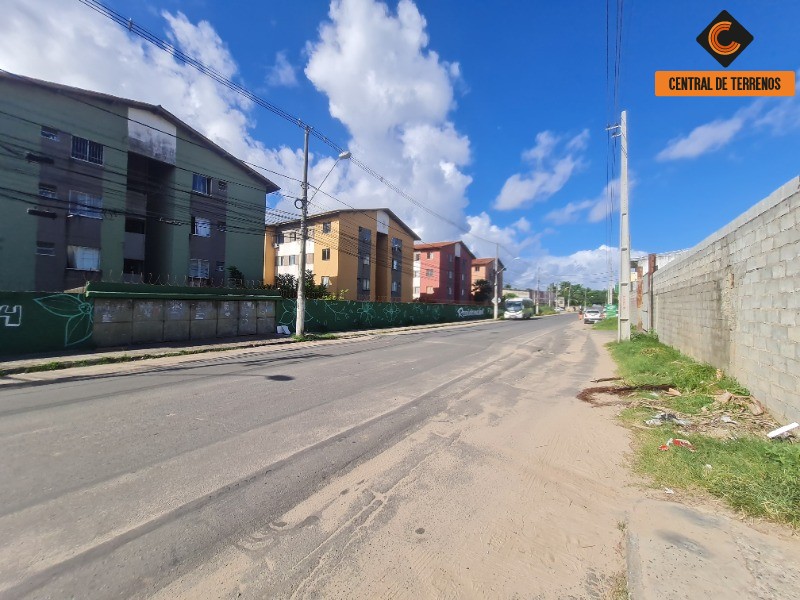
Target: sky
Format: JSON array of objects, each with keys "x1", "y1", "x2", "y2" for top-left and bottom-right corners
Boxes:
[{"x1": 1, "y1": 0, "x2": 798, "y2": 289}]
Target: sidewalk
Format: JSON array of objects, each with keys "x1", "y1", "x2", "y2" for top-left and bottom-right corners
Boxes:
[
  {"x1": 627, "y1": 497, "x2": 800, "y2": 599},
  {"x1": 0, "y1": 318, "x2": 499, "y2": 386}
]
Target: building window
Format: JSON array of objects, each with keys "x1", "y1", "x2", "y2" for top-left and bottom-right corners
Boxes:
[
  {"x1": 68, "y1": 190, "x2": 103, "y2": 219},
  {"x1": 392, "y1": 237, "x2": 402, "y2": 251},
  {"x1": 426, "y1": 286, "x2": 434, "y2": 294},
  {"x1": 192, "y1": 173, "x2": 212, "y2": 195},
  {"x1": 448, "y1": 271, "x2": 453, "y2": 280},
  {"x1": 449, "y1": 255, "x2": 454, "y2": 263},
  {"x1": 322, "y1": 221, "x2": 332, "y2": 233},
  {"x1": 289, "y1": 255, "x2": 297, "y2": 266},
  {"x1": 392, "y1": 259, "x2": 399, "y2": 270},
  {"x1": 322, "y1": 248, "x2": 331, "y2": 261},
  {"x1": 71, "y1": 136, "x2": 104, "y2": 165},
  {"x1": 362, "y1": 255, "x2": 370, "y2": 265},
  {"x1": 413, "y1": 268, "x2": 420, "y2": 277},
  {"x1": 474, "y1": 265, "x2": 479, "y2": 272},
  {"x1": 321, "y1": 276, "x2": 330, "y2": 286},
  {"x1": 448, "y1": 287, "x2": 453, "y2": 295},
  {"x1": 217, "y1": 180, "x2": 227, "y2": 192},
  {"x1": 414, "y1": 252, "x2": 420, "y2": 261},
  {"x1": 276, "y1": 233, "x2": 285, "y2": 244},
  {"x1": 125, "y1": 218, "x2": 146, "y2": 234},
  {"x1": 425, "y1": 268, "x2": 434, "y2": 277},
  {"x1": 67, "y1": 246, "x2": 100, "y2": 270},
  {"x1": 361, "y1": 278, "x2": 370, "y2": 291},
  {"x1": 192, "y1": 216, "x2": 211, "y2": 237},
  {"x1": 426, "y1": 251, "x2": 432, "y2": 259},
  {"x1": 461, "y1": 273, "x2": 465, "y2": 281},
  {"x1": 123, "y1": 258, "x2": 144, "y2": 274},
  {"x1": 38, "y1": 184, "x2": 58, "y2": 199},
  {"x1": 36, "y1": 241, "x2": 55, "y2": 256},
  {"x1": 189, "y1": 258, "x2": 210, "y2": 279},
  {"x1": 274, "y1": 256, "x2": 280, "y2": 267},
  {"x1": 413, "y1": 286, "x2": 420, "y2": 295},
  {"x1": 217, "y1": 221, "x2": 227, "y2": 232},
  {"x1": 391, "y1": 281, "x2": 399, "y2": 292},
  {"x1": 41, "y1": 126, "x2": 59, "y2": 141},
  {"x1": 216, "y1": 261, "x2": 226, "y2": 273}
]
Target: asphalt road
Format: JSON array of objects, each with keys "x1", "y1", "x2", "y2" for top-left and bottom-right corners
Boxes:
[{"x1": 0, "y1": 314, "x2": 582, "y2": 599}]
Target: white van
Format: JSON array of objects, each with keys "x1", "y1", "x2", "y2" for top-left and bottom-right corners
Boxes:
[{"x1": 504, "y1": 298, "x2": 534, "y2": 319}]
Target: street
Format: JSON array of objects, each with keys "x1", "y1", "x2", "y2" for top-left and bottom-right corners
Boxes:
[{"x1": 0, "y1": 315, "x2": 633, "y2": 599}]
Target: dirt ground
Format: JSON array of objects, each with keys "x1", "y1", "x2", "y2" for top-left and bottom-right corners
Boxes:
[{"x1": 153, "y1": 322, "x2": 636, "y2": 599}]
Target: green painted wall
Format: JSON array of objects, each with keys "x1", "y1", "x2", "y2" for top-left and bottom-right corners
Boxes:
[
  {"x1": 175, "y1": 133, "x2": 268, "y2": 283},
  {"x1": 0, "y1": 103, "x2": 38, "y2": 291},
  {"x1": 0, "y1": 78, "x2": 130, "y2": 289},
  {"x1": 0, "y1": 291, "x2": 94, "y2": 356},
  {"x1": 276, "y1": 299, "x2": 492, "y2": 333}
]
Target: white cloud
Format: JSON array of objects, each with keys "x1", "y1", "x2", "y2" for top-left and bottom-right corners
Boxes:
[
  {"x1": 655, "y1": 97, "x2": 788, "y2": 162},
  {"x1": 302, "y1": 0, "x2": 474, "y2": 242},
  {"x1": 656, "y1": 116, "x2": 745, "y2": 161},
  {"x1": 494, "y1": 129, "x2": 589, "y2": 210},
  {"x1": 510, "y1": 244, "x2": 649, "y2": 289},
  {"x1": 513, "y1": 216, "x2": 531, "y2": 232},
  {"x1": 545, "y1": 178, "x2": 620, "y2": 225},
  {"x1": 267, "y1": 51, "x2": 298, "y2": 87}
]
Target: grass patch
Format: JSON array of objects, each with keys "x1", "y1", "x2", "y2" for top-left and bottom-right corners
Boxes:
[
  {"x1": 611, "y1": 332, "x2": 798, "y2": 528},
  {"x1": 291, "y1": 333, "x2": 338, "y2": 341},
  {"x1": 593, "y1": 316, "x2": 618, "y2": 330}
]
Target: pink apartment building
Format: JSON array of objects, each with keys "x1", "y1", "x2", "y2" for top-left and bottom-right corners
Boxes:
[{"x1": 413, "y1": 241, "x2": 475, "y2": 303}]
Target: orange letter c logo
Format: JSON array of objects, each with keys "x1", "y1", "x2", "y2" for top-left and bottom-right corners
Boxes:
[{"x1": 708, "y1": 21, "x2": 740, "y2": 56}]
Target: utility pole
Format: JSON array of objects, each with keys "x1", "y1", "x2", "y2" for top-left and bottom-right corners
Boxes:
[
  {"x1": 493, "y1": 243, "x2": 499, "y2": 319},
  {"x1": 535, "y1": 268, "x2": 540, "y2": 315},
  {"x1": 295, "y1": 126, "x2": 310, "y2": 337},
  {"x1": 618, "y1": 110, "x2": 631, "y2": 341},
  {"x1": 566, "y1": 285, "x2": 571, "y2": 311}
]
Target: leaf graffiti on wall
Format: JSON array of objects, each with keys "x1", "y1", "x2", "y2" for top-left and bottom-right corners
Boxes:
[{"x1": 33, "y1": 294, "x2": 94, "y2": 347}]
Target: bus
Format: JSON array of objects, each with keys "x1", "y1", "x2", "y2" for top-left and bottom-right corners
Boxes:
[{"x1": 504, "y1": 297, "x2": 535, "y2": 319}]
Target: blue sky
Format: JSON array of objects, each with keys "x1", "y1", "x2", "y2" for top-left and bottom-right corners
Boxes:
[{"x1": 1, "y1": 0, "x2": 798, "y2": 288}]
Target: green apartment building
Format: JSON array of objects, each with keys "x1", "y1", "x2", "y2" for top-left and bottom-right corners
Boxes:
[{"x1": 0, "y1": 72, "x2": 279, "y2": 291}]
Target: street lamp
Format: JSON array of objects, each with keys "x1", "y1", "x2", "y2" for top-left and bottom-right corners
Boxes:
[{"x1": 295, "y1": 128, "x2": 351, "y2": 337}]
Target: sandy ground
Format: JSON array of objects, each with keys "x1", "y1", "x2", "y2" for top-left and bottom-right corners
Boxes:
[{"x1": 153, "y1": 322, "x2": 636, "y2": 599}]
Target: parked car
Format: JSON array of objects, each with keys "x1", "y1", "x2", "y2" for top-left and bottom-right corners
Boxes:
[{"x1": 583, "y1": 308, "x2": 602, "y2": 324}]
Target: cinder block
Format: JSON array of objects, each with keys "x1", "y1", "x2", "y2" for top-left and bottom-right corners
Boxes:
[
  {"x1": 238, "y1": 301, "x2": 257, "y2": 335},
  {"x1": 257, "y1": 317, "x2": 276, "y2": 335},
  {"x1": 94, "y1": 299, "x2": 133, "y2": 325},
  {"x1": 93, "y1": 322, "x2": 132, "y2": 347},
  {"x1": 190, "y1": 319, "x2": 217, "y2": 340},
  {"x1": 132, "y1": 320, "x2": 164, "y2": 344},
  {"x1": 133, "y1": 300, "x2": 164, "y2": 322},
  {"x1": 163, "y1": 320, "x2": 190, "y2": 342},
  {"x1": 165, "y1": 300, "x2": 190, "y2": 321}
]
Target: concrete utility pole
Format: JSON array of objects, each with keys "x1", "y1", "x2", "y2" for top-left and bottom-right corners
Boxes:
[
  {"x1": 295, "y1": 126, "x2": 311, "y2": 337},
  {"x1": 618, "y1": 110, "x2": 631, "y2": 342},
  {"x1": 535, "y1": 268, "x2": 540, "y2": 315},
  {"x1": 493, "y1": 243, "x2": 500, "y2": 320}
]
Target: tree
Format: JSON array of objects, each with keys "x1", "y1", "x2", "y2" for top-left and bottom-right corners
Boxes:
[
  {"x1": 472, "y1": 278, "x2": 492, "y2": 303},
  {"x1": 226, "y1": 265, "x2": 245, "y2": 288}
]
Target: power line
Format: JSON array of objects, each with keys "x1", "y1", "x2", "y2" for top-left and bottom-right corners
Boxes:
[{"x1": 74, "y1": 0, "x2": 508, "y2": 250}]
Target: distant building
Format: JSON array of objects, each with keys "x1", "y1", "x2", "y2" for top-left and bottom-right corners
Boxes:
[
  {"x1": 0, "y1": 72, "x2": 278, "y2": 291},
  {"x1": 413, "y1": 241, "x2": 475, "y2": 303},
  {"x1": 471, "y1": 257, "x2": 504, "y2": 299},
  {"x1": 264, "y1": 208, "x2": 419, "y2": 302}
]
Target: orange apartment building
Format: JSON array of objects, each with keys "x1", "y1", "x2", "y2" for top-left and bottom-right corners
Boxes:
[
  {"x1": 264, "y1": 208, "x2": 419, "y2": 302},
  {"x1": 412, "y1": 241, "x2": 475, "y2": 303},
  {"x1": 471, "y1": 257, "x2": 504, "y2": 300}
]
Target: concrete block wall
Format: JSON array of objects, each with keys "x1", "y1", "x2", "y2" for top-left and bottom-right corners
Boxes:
[
  {"x1": 93, "y1": 298, "x2": 277, "y2": 349},
  {"x1": 651, "y1": 177, "x2": 800, "y2": 421}
]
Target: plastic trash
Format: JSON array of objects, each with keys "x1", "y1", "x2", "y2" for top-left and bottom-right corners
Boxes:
[
  {"x1": 767, "y1": 422, "x2": 799, "y2": 439},
  {"x1": 664, "y1": 488, "x2": 675, "y2": 494},
  {"x1": 645, "y1": 413, "x2": 692, "y2": 427},
  {"x1": 658, "y1": 438, "x2": 696, "y2": 452},
  {"x1": 720, "y1": 415, "x2": 737, "y2": 424}
]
